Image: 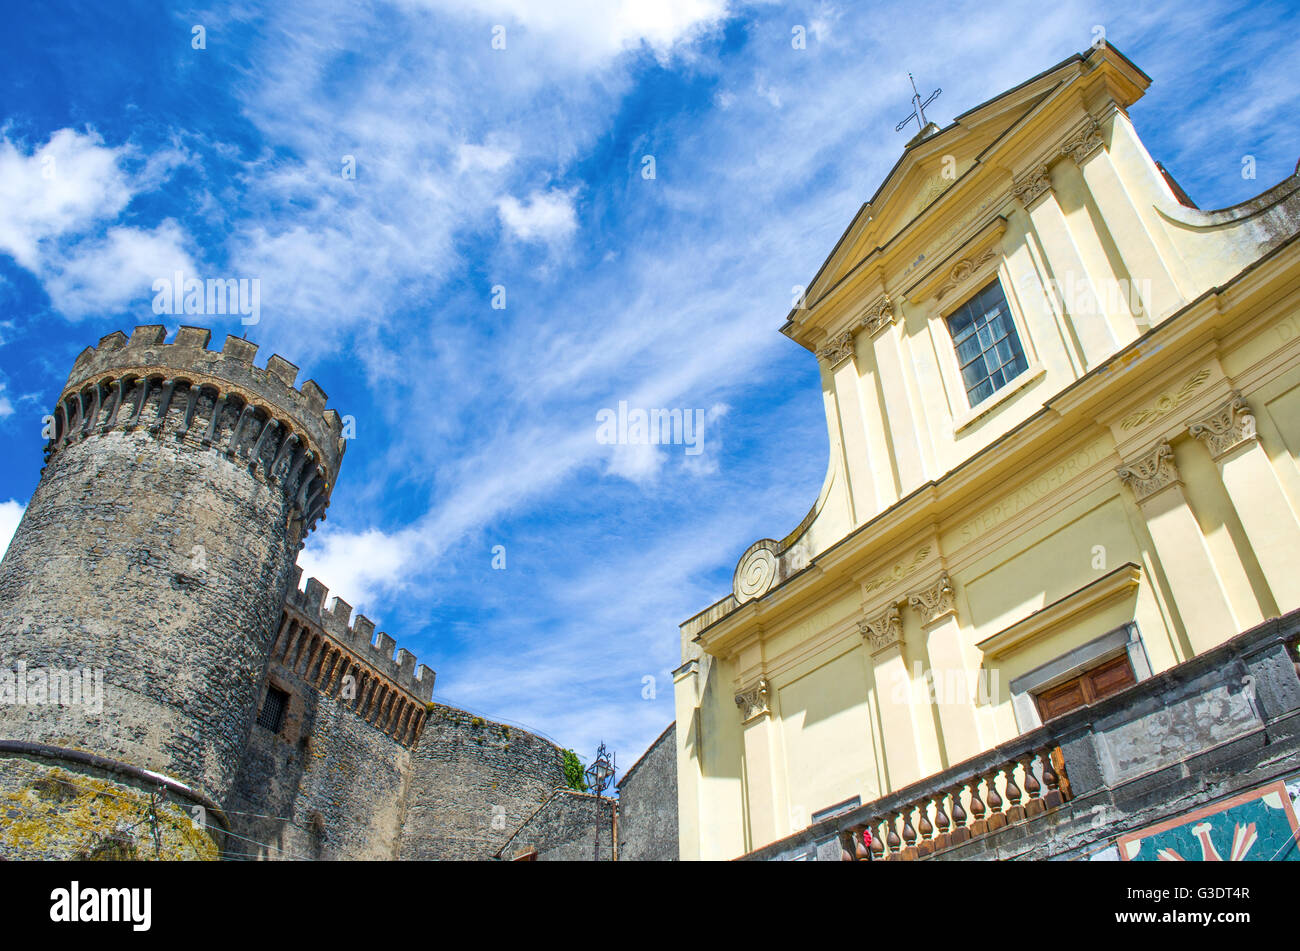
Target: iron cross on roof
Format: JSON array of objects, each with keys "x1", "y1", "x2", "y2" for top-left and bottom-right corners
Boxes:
[{"x1": 895, "y1": 73, "x2": 942, "y2": 133}]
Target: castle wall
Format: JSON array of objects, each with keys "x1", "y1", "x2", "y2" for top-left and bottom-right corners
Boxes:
[
  {"x1": 226, "y1": 672, "x2": 413, "y2": 860},
  {"x1": 517, "y1": 790, "x2": 616, "y2": 861},
  {"x1": 398, "y1": 703, "x2": 573, "y2": 860},
  {"x1": 616, "y1": 722, "x2": 678, "y2": 861}
]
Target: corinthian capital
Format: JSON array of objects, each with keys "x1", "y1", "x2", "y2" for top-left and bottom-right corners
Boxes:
[
  {"x1": 1188, "y1": 392, "x2": 1256, "y2": 460},
  {"x1": 1013, "y1": 165, "x2": 1052, "y2": 208},
  {"x1": 908, "y1": 572, "x2": 956, "y2": 626},
  {"x1": 816, "y1": 330, "x2": 856, "y2": 367},
  {"x1": 859, "y1": 605, "x2": 902, "y2": 655},
  {"x1": 1116, "y1": 441, "x2": 1179, "y2": 502},
  {"x1": 734, "y1": 678, "x2": 770, "y2": 723}
]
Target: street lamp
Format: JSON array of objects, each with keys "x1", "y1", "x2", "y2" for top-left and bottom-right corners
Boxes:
[{"x1": 585, "y1": 742, "x2": 615, "y2": 860}]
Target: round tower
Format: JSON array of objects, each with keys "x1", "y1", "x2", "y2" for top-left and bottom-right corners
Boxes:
[{"x1": 0, "y1": 325, "x2": 344, "y2": 858}]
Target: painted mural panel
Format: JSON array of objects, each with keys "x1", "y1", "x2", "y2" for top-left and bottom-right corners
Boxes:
[{"x1": 1117, "y1": 780, "x2": 1299, "y2": 861}]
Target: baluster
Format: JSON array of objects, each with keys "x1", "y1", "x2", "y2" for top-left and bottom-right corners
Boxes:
[
  {"x1": 1041, "y1": 748, "x2": 1063, "y2": 807},
  {"x1": 871, "y1": 819, "x2": 887, "y2": 860},
  {"x1": 1022, "y1": 753, "x2": 1044, "y2": 816},
  {"x1": 916, "y1": 799, "x2": 934, "y2": 856},
  {"x1": 839, "y1": 830, "x2": 855, "y2": 862},
  {"x1": 853, "y1": 826, "x2": 870, "y2": 861},
  {"x1": 932, "y1": 791, "x2": 951, "y2": 853},
  {"x1": 967, "y1": 775, "x2": 987, "y2": 836},
  {"x1": 1004, "y1": 759, "x2": 1025, "y2": 823},
  {"x1": 900, "y1": 806, "x2": 918, "y2": 860},
  {"x1": 886, "y1": 811, "x2": 901, "y2": 859},
  {"x1": 949, "y1": 783, "x2": 970, "y2": 845},
  {"x1": 985, "y1": 768, "x2": 1006, "y2": 831}
]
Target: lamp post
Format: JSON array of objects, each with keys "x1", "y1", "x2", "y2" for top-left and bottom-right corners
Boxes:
[{"x1": 584, "y1": 742, "x2": 615, "y2": 861}]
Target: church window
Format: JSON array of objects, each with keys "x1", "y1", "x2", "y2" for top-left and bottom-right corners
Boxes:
[{"x1": 947, "y1": 279, "x2": 1028, "y2": 405}]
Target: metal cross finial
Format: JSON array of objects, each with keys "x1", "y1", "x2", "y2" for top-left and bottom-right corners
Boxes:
[{"x1": 895, "y1": 72, "x2": 942, "y2": 133}]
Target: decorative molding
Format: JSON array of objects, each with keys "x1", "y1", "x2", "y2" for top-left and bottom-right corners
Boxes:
[
  {"x1": 977, "y1": 564, "x2": 1142, "y2": 659},
  {"x1": 1012, "y1": 165, "x2": 1052, "y2": 207},
  {"x1": 1119, "y1": 369, "x2": 1211, "y2": 430},
  {"x1": 908, "y1": 572, "x2": 956, "y2": 626},
  {"x1": 859, "y1": 606, "x2": 902, "y2": 655},
  {"x1": 861, "y1": 545, "x2": 931, "y2": 596},
  {"x1": 734, "y1": 678, "x2": 770, "y2": 722},
  {"x1": 1188, "y1": 392, "x2": 1256, "y2": 460},
  {"x1": 935, "y1": 247, "x2": 999, "y2": 302},
  {"x1": 861, "y1": 294, "x2": 897, "y2": 336},
  {"x1": 733, "y1": 541, "x2": 780, "y2": 604},
  {"x1": 816, "y1": 329, "x2": 856, "y2": 367},
  {"x1": 1061, "y1": 117, "x2": 1104, "y2": 165},
  {"x1": 1116, "y1": 441, "x2": 1179, "y2": 502}
]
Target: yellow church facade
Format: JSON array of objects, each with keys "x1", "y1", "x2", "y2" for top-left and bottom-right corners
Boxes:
[{"x1": 673, "y1": 44, "x2": 1300, "y2": 859}]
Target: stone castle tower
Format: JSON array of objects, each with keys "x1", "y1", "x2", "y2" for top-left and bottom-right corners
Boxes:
[
  {"x1": 0, "y1": 325, "x2": 348, "y2": 855},
  {"x1": 0, "y1": 325, "x2": 653, "y2": 861}
]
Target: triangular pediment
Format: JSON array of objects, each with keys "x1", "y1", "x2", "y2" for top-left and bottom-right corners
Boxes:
[{"x1": 804, "y1": 61, "x2": 1078, "y2": 308}]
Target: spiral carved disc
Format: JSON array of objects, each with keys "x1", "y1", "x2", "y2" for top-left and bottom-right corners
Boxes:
[{"x1": 734, "y1": 545, "x2": 778, "y2": 603}]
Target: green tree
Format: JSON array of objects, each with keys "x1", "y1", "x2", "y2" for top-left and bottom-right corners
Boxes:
[{"x1": 562, "y1": 749, "x2": 587, "y2": 792}]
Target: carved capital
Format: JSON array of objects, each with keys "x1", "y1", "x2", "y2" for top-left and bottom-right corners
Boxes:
[
  {"x1": 859, "y1": 605, "x2": 902, "y2": 655},
  {"x1": 1188, "y1": 392, "x2": 1256, "y2": 460},
  {"x1": 908, "y1": 572, "x2": 956, "y2": 626},
  {"x1": 734, "y1": 678, "x2": 770, "y2": 723},
  {"x1": 816, "y1": 329, "x2": 856, "y2": 367},
  {"x1": 1012, "y1": 165, "x2": 1052, "y2": 208},
  {"x1": 1061, "y1": 117, "x2": 1104, "y2": 165},
  {"x1": 1116, "y1": 441, "x2": 1179, "y2": 502},
  {"x1": 861, "y1": 294, "x2": 897, "y2": 336}
]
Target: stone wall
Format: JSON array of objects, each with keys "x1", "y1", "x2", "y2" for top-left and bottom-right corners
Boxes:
[
  {"x1": 398, "y1": 703, "x2": 576, "y2": 860},
  {"x1": 226, "y1": 654, "x2": 414, "y2": 860},
  {"x1": 522, "y1": 791, "x2": 616, "y2": 861},
  {"x1": 617, "y1": 722, "x2": 678, "y2": 861}
]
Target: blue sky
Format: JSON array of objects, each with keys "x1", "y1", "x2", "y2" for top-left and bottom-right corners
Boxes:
[{"x1": 0, "y1": 0, "x2": 1297, "y2": 770}]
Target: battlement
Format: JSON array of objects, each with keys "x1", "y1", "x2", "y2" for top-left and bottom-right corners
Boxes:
[
  {"x1": 283, "y1": 566, "x2": 436, "y2": 703},
  {"x1": 62, "y1": 325, "x2": 345, "y2": 484}
]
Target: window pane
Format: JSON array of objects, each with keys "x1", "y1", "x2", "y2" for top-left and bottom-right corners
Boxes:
[
  {"x1": 946, "y1": 278, "x2": 1028, "y2": 406},
  {"x1": 956, "y1": 335, "x2": 983, "y2": 366}
]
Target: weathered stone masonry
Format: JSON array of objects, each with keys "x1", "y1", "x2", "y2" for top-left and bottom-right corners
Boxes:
[{"x1": 0, "y1": 325, "x2": 616, "y2": 861}]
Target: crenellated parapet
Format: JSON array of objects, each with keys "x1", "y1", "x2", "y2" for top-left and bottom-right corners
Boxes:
[
  {"x1": 45, "y1": 325, "x2": 346, "y2": 536},
  {"x1": 270, "y1": 567, "x2": 436, "y2": 746}
]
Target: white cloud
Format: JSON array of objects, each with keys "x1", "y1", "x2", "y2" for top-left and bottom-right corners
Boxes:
[
  {"x1": 0, "y1": 128, "x2": 194, "y2": 318},
  {"x1": 42, "y1": 220, "x2": 195, "y2": 319},
  {"x1": 456, "y1": 142, "x2": 515, "y2": 174},
  {"x1": 0, "y1": 128, "x2": 132, "y2": 271},
  {"x1": 605, "y1": 440, "x2": 665, "y2": 484},
  {"x1": 405, "y1": 0, "x2": 730, "y2": 67},
  {"x1": 0, "y1": 500, "x2": 24, "y2": 562},
  {"x1": 296, "y1": 526, "x2": 419, "y2": 619},
  {"x1": 496, "y1": 188, "x2": 579, "y2": 244}
]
